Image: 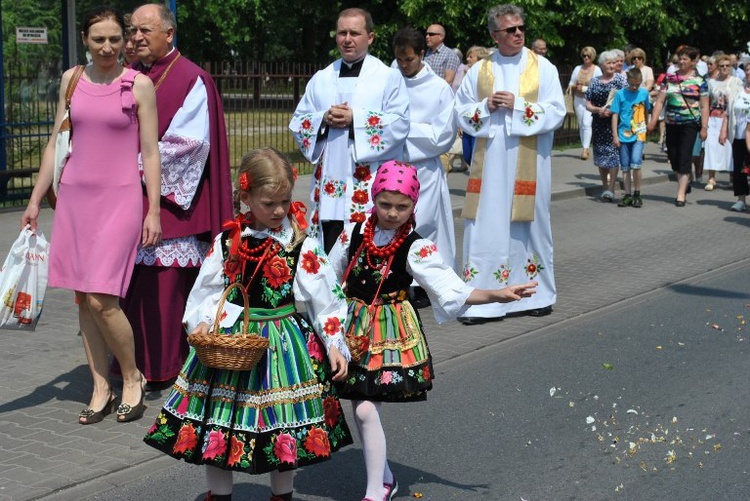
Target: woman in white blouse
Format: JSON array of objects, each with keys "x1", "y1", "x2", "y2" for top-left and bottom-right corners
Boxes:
[
  {"x1": 629, "y1": 48, "x2": 654, "y2": 90},
  {"x1": 568, "y1": 46, "x2": 602, "y2": 160}
]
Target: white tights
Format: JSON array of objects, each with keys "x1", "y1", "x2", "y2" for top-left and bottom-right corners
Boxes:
[
  {"x1": 353, "y1": 400, "x2": 394, "y2": 500},
  {"x1": 205, "y1": 466, "x2": 295, "y2": 497},
  {"x1": 206, "y1": 466, "x2": 232, "y2": 496}
]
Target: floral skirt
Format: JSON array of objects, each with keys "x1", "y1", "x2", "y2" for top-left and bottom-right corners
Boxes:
[
  {"x1": 143, "y1": 306, "x2": 352, "y2": 474},
  {"x1": 337, "y1": 298, "x2": 433, "y2": 402}
]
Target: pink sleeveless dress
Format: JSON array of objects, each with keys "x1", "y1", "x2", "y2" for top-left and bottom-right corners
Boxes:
[{"x1": 48, "y1": 68, "x2": 143, "y2": 297}]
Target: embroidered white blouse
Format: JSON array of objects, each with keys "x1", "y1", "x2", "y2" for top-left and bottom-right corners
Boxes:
[
  {"x1": 328, "y1": 217, "x2": 473, "y2": 324},
  {"x1": 182, "y1": 217, "x2": 351, "y2": 360}
]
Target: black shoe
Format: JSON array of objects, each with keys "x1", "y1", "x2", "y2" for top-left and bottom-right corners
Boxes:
[
  {"x1": 458, "y1": 316, "x2": 502, "y2": 326},
  {"x1": 78, "y1": 393, "x2": 117, "y2": 425},
  {"x1": 458, "y1": 316, "x2": 485, "y2": 325},
  {"x1": 525, "y1": 306, "x2": 553, "y2": 317},
  {"x1": 145, "y1": 377, "x2": 177, "y2": 392},
  {"x1": 409, "y1": 287, "x2": 431, "y2": 309},
  {"x1": 675, "y1": 199, "x2": 685, "y2": 207},
  {"x1": 632, "y1": 193, "x2": 643, "y2": 208},
  {"x1": 117, "y1": 374, "x2": 147, "y2": 423}
]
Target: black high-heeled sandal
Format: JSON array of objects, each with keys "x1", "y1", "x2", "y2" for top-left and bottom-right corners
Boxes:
[
  {"x1": 117, "y1": 374, "x2": 147, "y2": 423},
  {"x1": 79, "y1": 393, "x2": 117, "y2": 425}
]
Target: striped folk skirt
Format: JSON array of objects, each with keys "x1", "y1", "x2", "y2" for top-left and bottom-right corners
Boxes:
[
  {"x1": 143, "y1": 305, "x2": 352, "y2": 474},
  {"x1": 337, "y1": 298, "x2": 434, "y2": 402}
]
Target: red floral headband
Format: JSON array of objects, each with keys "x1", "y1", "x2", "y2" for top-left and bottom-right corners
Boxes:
[{"x1": 239, "y1": 172, "x2": 251, "y2": 191}]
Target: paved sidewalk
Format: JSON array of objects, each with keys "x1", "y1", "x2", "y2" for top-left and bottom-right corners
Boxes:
[
  {"x1": 0, "y1": 142, "x2": 733, "y2": 500},
  {"x1": 289, "y1": 142, "x2": 675, "y2": 214}
]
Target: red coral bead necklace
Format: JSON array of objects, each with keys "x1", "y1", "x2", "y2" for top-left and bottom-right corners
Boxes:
[
  {"x1": 237, "y1": 237, "x2": 279, "y2": 263},
  {"x1": 362, "y1": 214, "x2": 411, "y2": 269}
]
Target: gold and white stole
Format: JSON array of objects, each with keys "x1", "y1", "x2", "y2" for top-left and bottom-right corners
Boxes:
[{"x1": 462, "y1": 50, "x2": 540, "y2": 222}]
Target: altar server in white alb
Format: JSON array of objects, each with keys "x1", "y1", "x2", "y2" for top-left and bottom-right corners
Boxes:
[
  {"x1": 289, "y1": 7, "x2": 409, "y2": 252},
  {"x1": 393, "y1": 27, "x2": 458, "y2": 308},
  {"x1": 454, "y1": 4, "x2": 565, "y2": 326}
]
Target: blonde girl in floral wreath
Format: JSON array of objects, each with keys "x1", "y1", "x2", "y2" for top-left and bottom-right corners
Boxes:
[
  {"x1": 329, "y1": 160, "x2": 538, "y2": 501},
  {"x1": 144, "y1": 148, "x2": 353, "y2": 501}
]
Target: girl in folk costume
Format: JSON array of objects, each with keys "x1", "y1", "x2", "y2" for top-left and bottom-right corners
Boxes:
[
  {"x1": 328, "y1": 160, "x2": 538, "y2": 501},
  {"x1": 144, "y1": 148, "x2": 353, "y2": 501}
]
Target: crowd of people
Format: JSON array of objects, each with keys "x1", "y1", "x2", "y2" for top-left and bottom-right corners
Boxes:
[
  {"x1": 566, "y1": 43, "x2": 750, "y2": 209},
  {"x1": 19, "y1": 1, "x2": 750, "y2": 501}
]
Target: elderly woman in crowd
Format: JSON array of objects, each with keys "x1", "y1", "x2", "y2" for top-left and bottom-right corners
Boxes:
[
  {"x1": 629, "y1": 48, "x2": 654, "y2": 90},
  {"x1": 568, "y1": 46, "x2": 601, "y2": 160},
  {"x1": 613, "y1": 49, "x2": 626, "y2": 74},
  {"x1": 728, "y1": 64, "x2": 750, "y2": 211},
  {"x1": 648, "y1": 46, "x2": 709, "y2": 206},
  {"x1": 703, "y1": 54, "x2": 743, "y2": 191},
  {"x1": 586, "y1": 50, "x2": 627, "y2": 201}
]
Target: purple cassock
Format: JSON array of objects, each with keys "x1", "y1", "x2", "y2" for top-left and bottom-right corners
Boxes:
[{"x1": 113, "y1": 50, "x2": 233, "y2": 384}]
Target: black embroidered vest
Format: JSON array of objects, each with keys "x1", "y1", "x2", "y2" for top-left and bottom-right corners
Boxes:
[
  {"x1": 220, "y1": 230, "x2": 303, "y2": 309},
  {"x1": 345, "y1": 223, "x2": 421, "y2": 304}
]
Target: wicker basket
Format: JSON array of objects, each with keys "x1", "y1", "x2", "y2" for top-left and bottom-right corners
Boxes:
[{"x1": 188, "y1": 282, "x2": 270, "y2": 371}]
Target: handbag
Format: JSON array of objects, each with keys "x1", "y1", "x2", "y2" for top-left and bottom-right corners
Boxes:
[
  {"x1": 564, "y1": 87, "x2": 575, "y2": 115},
  {"x1": 46, "y1": 65, "x2": 85, "y2": 210},
  {"x1": 0, "y1": 226, "x2": 50, "y2": 331}
]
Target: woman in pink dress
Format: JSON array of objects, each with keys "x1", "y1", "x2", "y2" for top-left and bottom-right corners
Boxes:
[{"x1": 21, "y1": 6, "x2": 161, "y2": 425}]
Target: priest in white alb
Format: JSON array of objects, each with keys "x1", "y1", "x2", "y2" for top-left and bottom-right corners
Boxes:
[
  {"x1": 454, "y1": 4, "x2": 565, "y2": 325},
  {"x1": 393, "y1": 26, "x2": 458, "y2": 308},
  {"x1": 289, "y1": 7, "x2": 409, "y2": 251}
]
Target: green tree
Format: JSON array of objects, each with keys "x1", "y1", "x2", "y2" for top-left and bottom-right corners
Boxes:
[
  {"x1": 392, "y1": 0, "x2": 750, "y2": 71},
  {"x1": 176, "y1": 0, "x2": 342, "y2": 63},
  {"x1": 2, "y1": 0, "x2": 62, "y2": 67}
]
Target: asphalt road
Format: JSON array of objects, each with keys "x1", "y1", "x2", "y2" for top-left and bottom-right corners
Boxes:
[
  {"x1": 11, "y1": 164, "x2": 750, "y2": 501},
  {"x1": 79, "y1": 260, "x2": 750, "y2": 501}
]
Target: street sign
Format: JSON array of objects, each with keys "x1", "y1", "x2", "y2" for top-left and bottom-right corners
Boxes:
[{"x1": 16, "y1": 27, "x2": 48, "y2": 44}]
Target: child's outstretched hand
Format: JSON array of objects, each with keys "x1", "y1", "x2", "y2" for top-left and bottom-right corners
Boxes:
[
  {"x1": 466, "y1": 281, "x2": 538, "y2": 305},
  {"x1": 494, "y1": 281, "x2": 538, "y2": 303},
  {"x1": 328, "y1": 346, "x2": 349, "y2": 381},
  {"x1": 190, "y1": 322, "x2": 210, "y2": 336}
]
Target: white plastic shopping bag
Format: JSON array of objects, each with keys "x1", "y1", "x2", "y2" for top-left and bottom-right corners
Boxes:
[{"x1": 0, "y1": 226, "x2": 49, "y2": 330}]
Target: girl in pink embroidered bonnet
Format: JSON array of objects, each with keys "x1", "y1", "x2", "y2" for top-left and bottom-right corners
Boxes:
[{"x1": 329, "y1": 160, "x2": 539, "y2": 501}]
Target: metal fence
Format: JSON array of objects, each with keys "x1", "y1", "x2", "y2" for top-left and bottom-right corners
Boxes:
[
  {"x1": 206, "y1": 61, "x2": 579, "y2": 173},
  {"x1": 0, "y1": 58, "x2": 60, "y2": 207},
  {"x1": 0, "y1": 59, "x2": 580, "y2": 205}
]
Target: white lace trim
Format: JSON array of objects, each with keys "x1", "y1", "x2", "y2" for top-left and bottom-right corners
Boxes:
[
  {"x1": 135, "y1": 236, "x2": 209, "y2": 267},
  {"x1": 322, "y1": 335, "x2": 351, "y2": 362},
  {"x1": 140, "y1": 132, "x2": 210, "y2": 210}
]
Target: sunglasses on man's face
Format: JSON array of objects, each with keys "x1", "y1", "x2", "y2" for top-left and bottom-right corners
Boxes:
[{"x1": 495, "y1": 24, "x2": 525, "y2": 35}]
